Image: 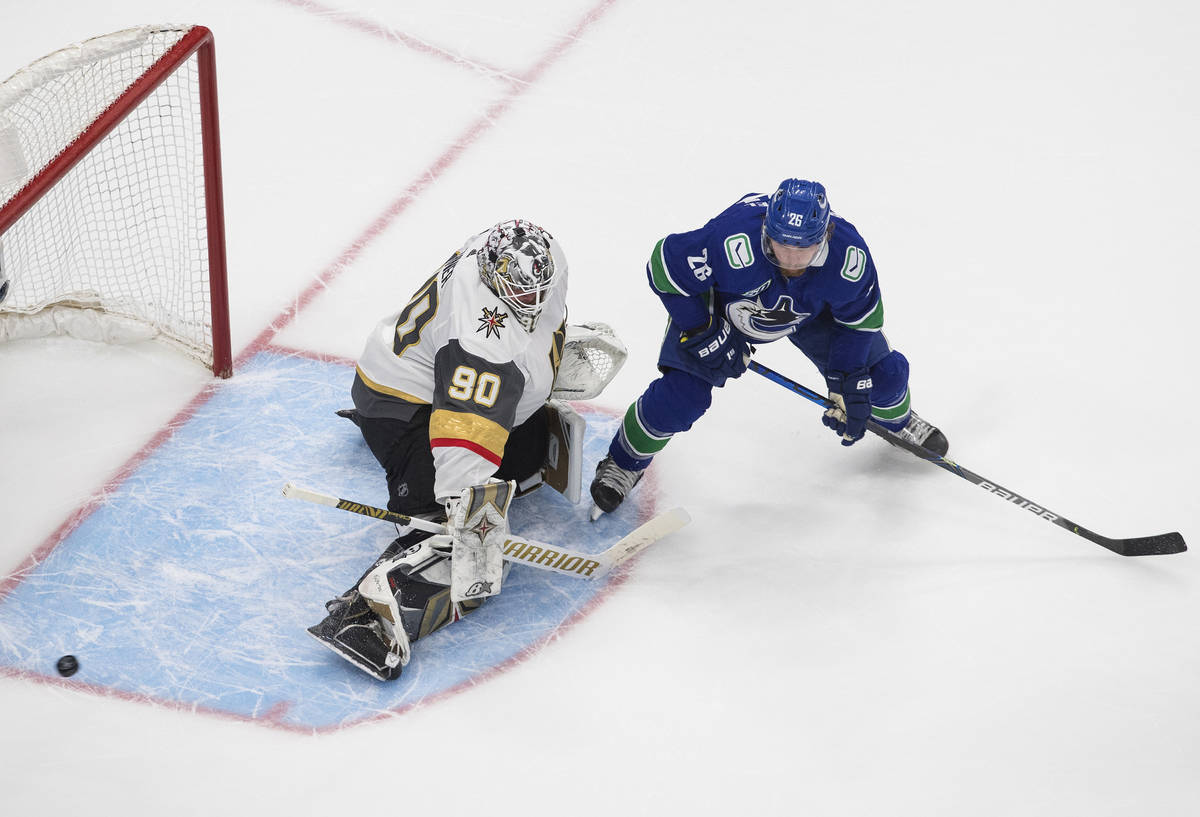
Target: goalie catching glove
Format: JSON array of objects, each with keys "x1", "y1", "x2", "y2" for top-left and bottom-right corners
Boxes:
[{"x1": 445, "y1": 479, "x2": 515, "y2": 603}]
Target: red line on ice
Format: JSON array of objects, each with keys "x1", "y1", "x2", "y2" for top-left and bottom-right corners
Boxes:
[
  {"x1": 0, "y1": 380, "x2": 225, "y2": 604},
  {"x1": 272, "y1": 0, "x2": 512, "y2": 79},
  {"x1": 237, "y1": 0, "x2": 619, "y2": 364},
  {"x1": 1, "y1": 0, "x2": 635, "y2": 733}
]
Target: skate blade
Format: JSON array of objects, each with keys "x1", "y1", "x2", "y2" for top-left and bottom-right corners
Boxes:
[
  {"x1": 306, "y1": 625, "x2": 394, "y2": 682},
  {"x1": 589, "y1": 503, "x2": 604, "y2": 522}
]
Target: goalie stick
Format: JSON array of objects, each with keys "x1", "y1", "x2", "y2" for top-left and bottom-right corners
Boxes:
[
  {"x1": 748, "y1": 360, "x2": 1186, "y2": 558},
  {"x1": 282, "y1": 482, "x2": 691, "y2": 578}
]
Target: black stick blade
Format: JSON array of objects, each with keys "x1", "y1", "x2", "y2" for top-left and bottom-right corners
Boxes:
[{"x1": 1108, "y1": 531, "x2": 1187, "y2": 557}]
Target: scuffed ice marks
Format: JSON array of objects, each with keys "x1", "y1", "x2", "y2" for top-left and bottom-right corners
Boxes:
[{"x1": 0, "y1": 350, "x2": 647, "y2": 729}]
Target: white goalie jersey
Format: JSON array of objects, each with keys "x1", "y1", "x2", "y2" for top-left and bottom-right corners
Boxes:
[{"x1": 352, "y1": 229, "x2": 569, "y2": 502}]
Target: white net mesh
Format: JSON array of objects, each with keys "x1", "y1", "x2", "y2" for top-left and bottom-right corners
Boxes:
[{"x1": 0, "y1": 25, "x2": 220, "y2": 369}]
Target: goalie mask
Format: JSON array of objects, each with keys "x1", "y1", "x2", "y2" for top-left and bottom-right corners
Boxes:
[{"x1": 478, "y1": 219, "x2": 559, "y2": 332}]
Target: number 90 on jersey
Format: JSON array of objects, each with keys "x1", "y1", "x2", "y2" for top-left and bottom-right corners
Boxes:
[{"x1": 447, "y1": 366, "x2": 501, "y2": 407}]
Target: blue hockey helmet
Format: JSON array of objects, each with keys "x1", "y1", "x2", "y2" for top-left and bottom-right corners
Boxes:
[{"x1": 763, "y1": 179, "x2": 830, "y2": 247}]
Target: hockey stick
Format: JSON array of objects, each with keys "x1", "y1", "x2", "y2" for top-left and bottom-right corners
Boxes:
[
  {"x1": 747, "y1": 360, "x2": 1186, "y2": 557},
  {"x1": 283, "y1": 482, "x2": 446, "y2": 534},
  {"x1": 282, "y1": 482, "x2": 691, "y2": 577}
]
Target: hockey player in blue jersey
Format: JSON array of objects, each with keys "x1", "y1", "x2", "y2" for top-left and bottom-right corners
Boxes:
[{"x1": 589, "y1": 178, "x2": 948, "y2": 518}]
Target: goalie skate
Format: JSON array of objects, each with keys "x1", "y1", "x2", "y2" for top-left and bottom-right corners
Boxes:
[
  {"x1": 307, "y1": 595, "x2": 402, "y2": 681},
  {"x1": 308, "y1": 532, "x2": 493, "y2": 681}
]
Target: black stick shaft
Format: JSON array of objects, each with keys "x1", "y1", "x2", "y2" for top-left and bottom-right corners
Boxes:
[
  {"x1": 332, "y1": 497, "x2": 420, "y2": 527},
  {"x1": 747, "y1": 360, "x2": 1185, "y2": 557}
]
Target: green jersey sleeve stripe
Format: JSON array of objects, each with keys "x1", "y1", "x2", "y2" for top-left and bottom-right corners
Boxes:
[
  {"x1": 648, "y1": 238, "x2": 687, "y2": 296},
  {"x1": 836, "y1": 296, "x2": 884, "y2": 332}
]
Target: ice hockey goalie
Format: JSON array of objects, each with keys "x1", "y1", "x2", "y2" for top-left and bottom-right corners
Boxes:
[{"x1": 308, "y1": 219, "x2": 625, "y2": 680}]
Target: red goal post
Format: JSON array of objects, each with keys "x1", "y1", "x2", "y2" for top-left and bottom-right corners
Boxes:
[{"x1": 0, "y1": 25, "x2": 231, "y2": 377}]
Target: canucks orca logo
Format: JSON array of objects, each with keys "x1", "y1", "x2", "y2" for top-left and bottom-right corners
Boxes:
[{"x1": 726, "y1": 294, "x2": 809, "y2": 341}]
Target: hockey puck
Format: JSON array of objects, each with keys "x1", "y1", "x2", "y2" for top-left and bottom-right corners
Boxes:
[{"x1": 56, "y1": 655, "x2": 79, "y2": 677}]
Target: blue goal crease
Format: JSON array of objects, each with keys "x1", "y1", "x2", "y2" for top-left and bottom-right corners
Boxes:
[{"x1": 0, "y1": 350, "x2": 646, "y2": 730}]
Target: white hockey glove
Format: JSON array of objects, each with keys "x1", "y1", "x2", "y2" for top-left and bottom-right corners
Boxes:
[{"x1": 445, "y1": 479, "x2": 515, "y2": 603}]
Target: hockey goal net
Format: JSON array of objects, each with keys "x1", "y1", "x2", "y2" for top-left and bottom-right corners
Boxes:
[{"x1": 0, "y1": 25, "x2": 231, "y2": 376}]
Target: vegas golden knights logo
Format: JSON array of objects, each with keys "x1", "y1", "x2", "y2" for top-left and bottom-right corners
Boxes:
[{"x1": 476, "y1": 305, "x2": 508, "y2": 339}]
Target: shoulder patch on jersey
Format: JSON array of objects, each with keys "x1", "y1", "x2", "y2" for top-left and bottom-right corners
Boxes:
[
  {"x1": 476, "y1": 306, "x2": 509, "y2": 339},
  {"x1": 840, "y1": 246, "x2": 867, "y2": 282},
  {"x1": 724, "y1": 233, "x2": 754, "y2": 269}
]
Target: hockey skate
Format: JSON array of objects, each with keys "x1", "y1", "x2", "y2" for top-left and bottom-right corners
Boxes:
[
  {"x1": 891, "y1": 410, "x2": 949, "y2": 457},
  {"x1": 307, "y1": 594, "x2": 403, "y2": 681},
  {"x1": 309, "y1": 532, "x2": 495, "y2": 681},
  {"x1": 589, "y1": 455, "x2": 645, "y2": 520}
]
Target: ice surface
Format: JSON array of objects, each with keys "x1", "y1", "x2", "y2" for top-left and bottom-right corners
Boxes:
[
  {"x1": 0, "y1": 350, "x2": 653, "y2": 730},
  {"x1": 2, "y1": 1, "x2": 1198, "y2": 815}
]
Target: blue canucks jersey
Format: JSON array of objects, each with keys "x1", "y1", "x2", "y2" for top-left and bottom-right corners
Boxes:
[{"x1": 645, "y1": 193, "x2": 886, "y2": 373}]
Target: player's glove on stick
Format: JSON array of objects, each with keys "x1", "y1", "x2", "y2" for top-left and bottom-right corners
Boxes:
[
  {"x1": 823, "y1": 369, "x2": 872, "y2": 446},
  {"x1": 445, "y1": 479, "x2": 514, "y2": 603},
  {"x1": 680, "y1": 317, "x2": 749, "y2": 380}
]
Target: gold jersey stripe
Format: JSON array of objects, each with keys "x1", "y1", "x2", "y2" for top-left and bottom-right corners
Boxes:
[
  {"x1": 429, "y1": 409, "x2": 510, "y2": 458},
  {"x1": 356, "y1": 365, "x2": 429, "y2": 404}
]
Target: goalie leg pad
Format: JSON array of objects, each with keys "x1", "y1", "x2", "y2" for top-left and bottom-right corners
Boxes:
[
  {"x1": 311, "y1": 531, "x2": 489, "y2": 681},
  {"x1": 447, "y1": 481, "x2": 514, "y2": 603}
]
